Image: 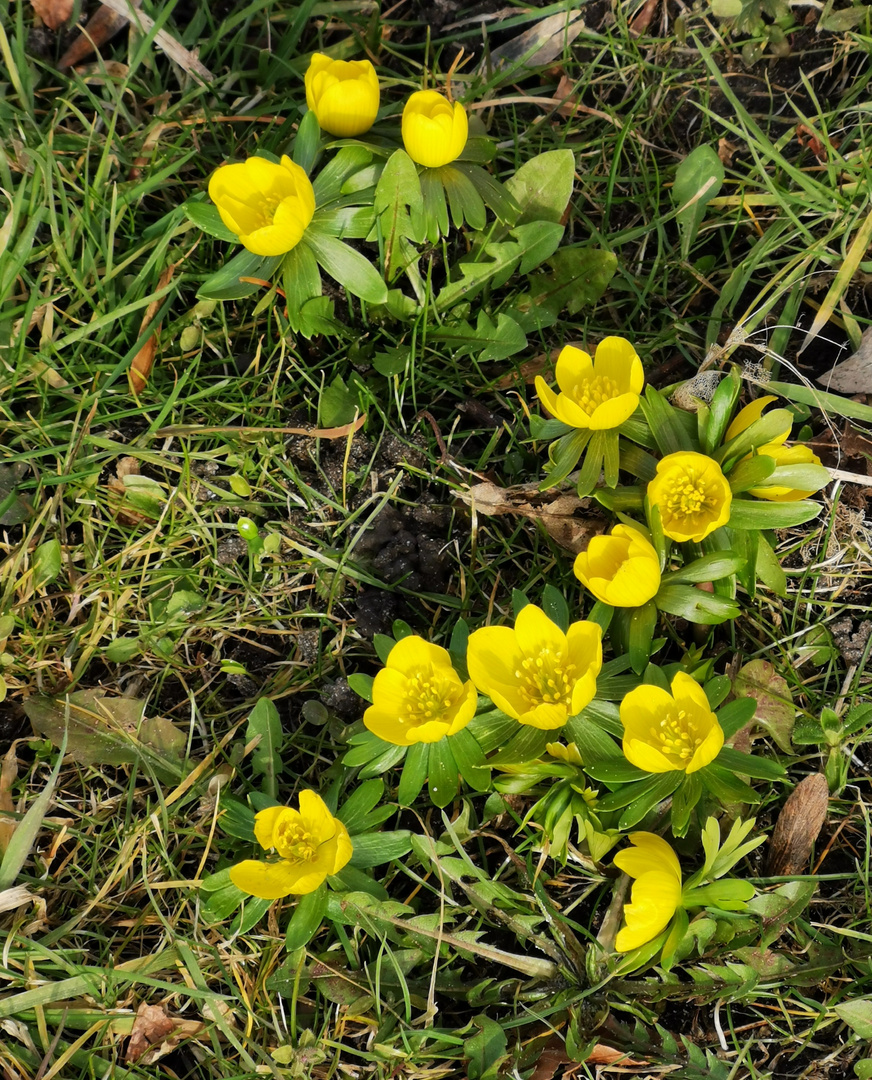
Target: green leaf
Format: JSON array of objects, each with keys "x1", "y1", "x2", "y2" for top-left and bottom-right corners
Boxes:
[
  {"x1": 319, "y1": 374, "x2": 359, "y2": 428},
  {"x1": 541, "y1": 585, "x2": 570, "y2": 633},
  {"x1": 285, "y1": 885, "x2": 328, "y2": 951},
  {"x1": 519, "y1": 248, "x2": 618, "y2": 322},
  {"x1": 835, "y1": 1000, "x2": 872, "y2": 1039},
  {"x1": 662, "y1": 552, "x2": 745, "y2": 585},
  {"x1": 347, "y1": 673, "x2": 373, "y2": 704},
  {"x1": 505, "y1": 149, "x2": 575, "y2": 225},
  {"x1": 748, "y1": 880, "x2": 816, "y2": 948},
  {"x1": 342, "y1": 730, "x2": 393, "y2": 768},
  {"x1": 293, "y1": 109, "x2": 322, "y2": 173},
  {"x1": 349, "y1": 830, "x2": 413, "y2": 867},
  {"x1": 727, "y1": 498, "x2": 822, "y2": 530},
  {"x1": 728, "y1": 454, "x2": 776, "y2": 494},
  {"x1": 756, "y1": 536, "x2": 786, "y2": 595},
  {"x1": 436, "y1": 222, "x2": 564, "y2": 311},
  {"x1": 767, "y1": 380, "x2": 872, "y2": 425},
  {"x1": 618, "y1": 773, "x2": 684, "y2": 828},
  {"x1": 703, "y1": 366, "x2": 742, "y2": 454},
  {"x1": 715, "y1": 746, "x2": 786, "y2": 781},
  {"x1": 420, "y1": 167, "x2": 450, "y2": 242},
  {"x1": 246, "y1": 699, "x2": 283, "y2": 800},
  {"x1": 629, "y1": 600, "x2": 657, "y2": 674},
  {"x1": 456, "y1": 162, "x2": 520, "y2": 223},
  {"x1": 716, "y1": 408, "x2": 795, "y2": 465},
  {"x1": 488, "y1": 724, "x2": 552, "y2": 766},
  {"x1": 655, "y1": 584, "x2": 740, "y2": 624},
  {"x1": 639, "y1": 387, "x2": 696, "y2": 455},
  {"x1": 398, "y1": 742, "x2": 430, "y2": 806},
  {"x1": 197, "y1": 250, "x2": 283, "y2": 301},
  {"x1": 183, "y1": 199, "x2": 237, "y2": 242},
  {"x1": 305, "y1": 229, "x2": 388, "y2": 304},
  {"x1": 596, "y1": 772, "x2": 680, "y2": 813},
  {"x1": 449, "y1": 728, "x2": 491, "y2": 792},
  {"x1": 105, "y1": 637, "x2": 141, "y2": 663},
  {"x1": 541, "y1": 428, "x2": 590, "y2": 489},
  {"x1": 441, "y1": 165, "x2": 487, "y2": 230},
  {"x1": 673, "y1": 144, "x2": 724, "y2": 259},
  {"x1": 671, "y1": 772, "x2": 703, "y2": 836},
  {"x1": 584, "y1": 759, "x2": 647, "y2": 783},
  {"x1": 372, "y1": 347, "x2": 408, "y2": 377},
  {"x1": 760, "y1": 463, "x2": 832, "y2": 493},
  {"x1": 336, "y1": 778, "x2": 386, "y2": 835},
  {"x1": 283, "y1": 241, "x2": 322, "y2": 333},
  {"x1": 716, "y1": 697, "x2": 757, "y2": 738},
  {"x1": 428, "y1": 738, "x2": 459, "y2": 808},
  {"x1": 429, "y1": 311, "x2": 527, "y2": 363},
  {"x1": 465, "y1": 1014, "x2": 509, "y2": 1080},
  {"x1": 313, "y1": 145, "x2": 374, "y2": 205},
  {"x1": 371, "y1": 148, "x2": 424, "y2": 281},
  {"x1": 700, "y1": 763, "x2": 760, "y2": 804},
  {"x1": 33, "y1": 539, "x2": 62, "y2": 588}
]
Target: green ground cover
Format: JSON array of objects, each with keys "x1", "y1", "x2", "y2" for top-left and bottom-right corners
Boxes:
[{"x1": 3, "y1": 0, "x2": 872, "y2": 1076}]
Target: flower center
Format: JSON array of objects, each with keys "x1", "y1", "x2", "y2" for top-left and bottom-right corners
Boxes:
[
  {"x1": 514, "y1": 649, "x2": 576, "y2": 708},
  {"x1": 250, "y1": 192, "x2": 281, "y2": 230},
  {"x1": 662, "y1": 473, "x2": 713, "y2": 519},
  {"x1": 402, "y1": 670, "x2": 457, "y2": 728},
  {"x1": 649, "y1": 708, "x2": 702, "y2": 766},
  {"x1": 577, "y1": 374, "x2": 619, "y2": 415},
  {"x1": 274, "y1": 820, "x2": 317, "y2": 863}
]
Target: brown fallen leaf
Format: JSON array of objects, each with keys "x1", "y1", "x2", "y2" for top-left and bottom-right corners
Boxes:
[
  {"x1": 796, "y1": 123, "x2": 830, "y2": 162},
  {"x1": 817, "y1": 325, "x2": 872, "y2": 394},
  {"x1": 129, "y1": 264, "x2": 176, "y2": 394},
  {"x1": 58, "y1": 0, "x2": 140, "y2": 71},
  {"x1": 629, "y1": 0, "x2": 658, "y2": 36},
  {"x1": 718, "y1": 138, "x2": 738, "y2": 167},
  {"x1": 126, "y1": 1002, "x2": 204, "y2": 1065},
  {"x1": 732, "y1": 659, "x2": 795, "y2": 754},
  {"x1": 481, "y1": 10, "x2": 585, "y2": 78},
  {"x1": 766, "y1": 773, "x2": 829, "y2": 875},
  {"x1": 458, "y1": 479, "x2": 607, "y2": 553},
  {"x1": 31, "y1": 0, "x2": 74, "y2": 30}
]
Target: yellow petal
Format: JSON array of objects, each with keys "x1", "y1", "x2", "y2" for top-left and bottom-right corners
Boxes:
[
  {"x1": 519, "y1": 702, "x2": 569, "y2": 729},
  {"x1": 387, "y1": 635, "x2": 452, "y2": 677},
  {"x1": 316, "y1": 78, "x2": 380, "y2": 136},
  {"x1": 297, "y1": 789, "x2": 337, "y2": 845},
  {"x1": 614, "y1": 833, "x2": 682, "y2": 882},
  {"x1": 253, "y1": 805, "x2": 287, "y2": 850},
  {"x1": 588, "y1": 392, "x2": 640, "y2": 430},
  {"x1": 620, "y1": 683, "x2": 675, "y2": 741},
  {"x1": 623, "y1": 738, "x2": 679, "y2": 773},
  {"x1": 229, "y1": 858, "x2": 316, "y2": 900},
  {"x1": 444, "y1": 681, "x2": 479, "y2": 736},
  {"x1": 405, "y1": 719, "x2": 452, "y2": 743},
  {"x1": 686, "y1": 722, "x2": 724, "y2": 773},
  {"x1": 725, "y1": 395, "x2": 779, "y2": 441},
  {"x1": 615, "y1": 870, "x2": 682, "y2": 951},
  {"x1": 513, "y1": 603, "x2": 567, "y2": 660},
  {"x1": 591, "y1": 336, "x2": 644, "y2": 394},
  {"x1": 363, "y1": 705, "x2": 415, "y2": 746},
  {"x1": 555, "y1": 345, "x2": 593, "y2": 394},
  {"x1": 330, "y1": 822, "x2": 354, "y2": 874}
]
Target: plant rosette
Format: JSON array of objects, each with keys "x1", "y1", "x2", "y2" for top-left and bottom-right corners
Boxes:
[
  {"x1": 611, "y1": 818, "x2": 762, "y2": 970},
  {"x1": 573, "y1": 521, "x2": 746, "y2": 670},
  {"x1": 343, "y1": 622, "x2": 492, "y2": 809},
  {"x1": 534, "y1": 337, "x2": 646, "y2": 497},
  {"x1": 583, "y1": 669, "x2": 786, "y2": 835},
  {"x1": 596, "y1": 366, "x2": 831, "y2": 594},
  {"x1": 198, "y1": 779, "x2": 411, "y2": 943}
]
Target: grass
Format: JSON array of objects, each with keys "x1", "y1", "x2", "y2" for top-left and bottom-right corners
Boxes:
[{"x1": 3, "y1": 0, "x2": 872, "y2": 1077}]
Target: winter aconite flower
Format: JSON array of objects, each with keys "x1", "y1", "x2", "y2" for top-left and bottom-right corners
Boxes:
[
  {"x1": 535, "y1": 338, "x2": 644, "y2": 431},
  {"x1": 467, "y1": 604, "x2": 602, "y2": 730},
  {"x1": 304, "y1": 53, "x2": 380, "y2": 137},
  {"x1": 647, "y1": 451, "x2": 732, "y2": 542},
  {"x1": 364, "y1": 636, "x2": 477, "y2": 746},
  {"x1": 402, "y1": 90, "x2": 468, "y2": 168},
  {"x1": 209, "y1": 155, "x2": 316, "y2": 257},
  {"x1": 229, "y1": 791, "x2": 352, "y2": 900},
  {"x1": 620, "y1": 671, "x2": 723, "y2": 774},
  {"x1": 726, "y1": 396, "x2": 826, "y2": 502},
  {"x1": 614, "y1": 832, "x2": 683, "y2": 951},
  {"x1": 573, "y1": 524, "x2": 661, "y2": 607}
]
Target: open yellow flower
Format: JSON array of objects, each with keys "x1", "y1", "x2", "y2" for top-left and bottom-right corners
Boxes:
[
  {"x1": 535, "y1": 337, "x2": 644, "y2": 431},
  {"x1": 727, "y1": 396, "x2": 825, "y2": 502},
  {"x1": 614, "y1": 832, "x2": 683, "y2": 951},
  {"x1": 573, "y1": 524, "x2": 661, "y2": 607},
  {"x1": 229, "y1": 791, "x2": 352, "y2": 900},
  {"x1": 620, "y1": 671, "x2": 723, "y2": 774},
  {"x1": 305, "y1": 53, "x2": 380, "y2": 137},
  {"x1": 467, "y1": 604, "x2": 602, "y2": 730},
  {"x1": 208, "y1": 155, "x2": 316, "y2": 257},
  {"x1": 647, "y1": 451, "x2": 731, "y2": 542},
  {"x1": 364, "y1": 636, "x2": 476, "y2": 746},
  {"x1": 402, "y1": 90, "x2": 468, "y2": 168}
]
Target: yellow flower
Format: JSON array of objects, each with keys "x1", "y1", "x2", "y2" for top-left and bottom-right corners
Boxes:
[
  {"x1": 229, "y1": 790, "x2": 352, "y2": 900},
  {"x1": 573, "y1": 524, "x2": 661, "y2": 607},
  {"x1": 534, "y1": 337, "x2": 644, "y2": 431},
  {"x1": 647, "y1": 451, "x2": 732, "y2": 543},
  {"x1": 467, "y1": 604, "x2": 602, "y2": 730},
  {"x1": 402, "y1": 90, "x2": 468, "y2": 168},
  {"x1": 208, "y1": 155, "x2": 316, "y2": 257},
  {"x1": 304, "y1": 53, "x2": 380, "y2": 137},
  {"x1": 620, "y1": 671, "x2": 723, "y2": 774},
  {"x1": 545, "y1": 741, "x2": 584, "y2": 765},
  {"x1": 614, "y1": 832, "x2": 683, "y2": 951},
  {"x1": 364, "y1": 636, "x2": 477, "y2": 746},
  {"x1": 727, "y1": 396, "x2": 825, "y2": 502}
]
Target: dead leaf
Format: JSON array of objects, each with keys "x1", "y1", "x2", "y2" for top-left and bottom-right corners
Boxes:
[
  {"x1": 481, "y1": 10, "x2": 585, "y2": 78},
  {"x1": 766, "y1": 773, "x2": 829, "y2": 875},
  {"x1": 795, "y1": 123, "x2": 829, "y2": 162},
  {"x1": 629, "y1": 0, "x2": 658, "y2": 35},
  {"x1": 0, "y1": 886, "x2": 34, "y2": 913},
  {"x1": 495, "y1": 341, "x2": 589, "y2": 389},
  {"x1": 585, "y1": 1043, "x2": 647, "y2": 1066},
  {"x1": 58, "y1": 1, "x2": 140, "y2": 70},
  {"x1": 31, "y1": 0, "x2": 73, "y2": 29},
  {"x1": 718, "y1": 138, "x2": 738, "y2": 166},
  {"x1": 115, "y1": 456, "x2": 141, "y2": 480},
  {"x1": 126, "y1": 1003, "x2": 204, "y2": 1065},
  {"x1": 732, "y1": 659, "x2": 795, "y2": 753},
  {"x1": 817, "y1": 325, "x2": 872, "y2": 394},
  {"x1": 23, "y1": 689, "x2": 188, "y2": 780},
  {"x1": 130, "y1": 265, "x2": 175, "y2": 394},
  {"x1": 0, "y1": 748, "x2": 18, "y2": 857},
  {"x1": 458, "y1": 480, "x2": 607, "y2": 554}
]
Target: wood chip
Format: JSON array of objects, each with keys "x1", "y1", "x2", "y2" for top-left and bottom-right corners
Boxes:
[{"x1": 766, "y1": 773, "x2": 829, "y2": 876}]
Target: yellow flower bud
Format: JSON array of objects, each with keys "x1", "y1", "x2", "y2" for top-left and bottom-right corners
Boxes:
[
  {"x1": 364, "y1": 636, "x2": 477, "y2": 746},
  {"x1": 647, "y1": 450, "x2": 732, "y2": 543},
  {"x1": 727, "y1": 396, "x2": 826, "y2": 502},
  {"x1": 401, "y1": 90, "x2": 468, "y2": 168},
  {"x1": 535, "y1": 337, "x2": 644, "y2": 431},
  {"x1": 620, "y1": 671, "x2": 724, "y2": 775},
  {"x1": 613, "y1": 832, "x2": 683, "y2": 951},
  {"x1": 208, "y1": 154, "x2": 315, "y2": 257},
  {"x1": 573, "y1": 524, "x2": 661, "y2": 607},
  {"x1": 229, "y1": 791, "x2": 352, "y2": 900},
  {"x1": 304, "y1": 52, "x2": 380, "y2": 137},
  {"x1": 467, "y1": 604, "x2": 602, "y2": 730}
]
